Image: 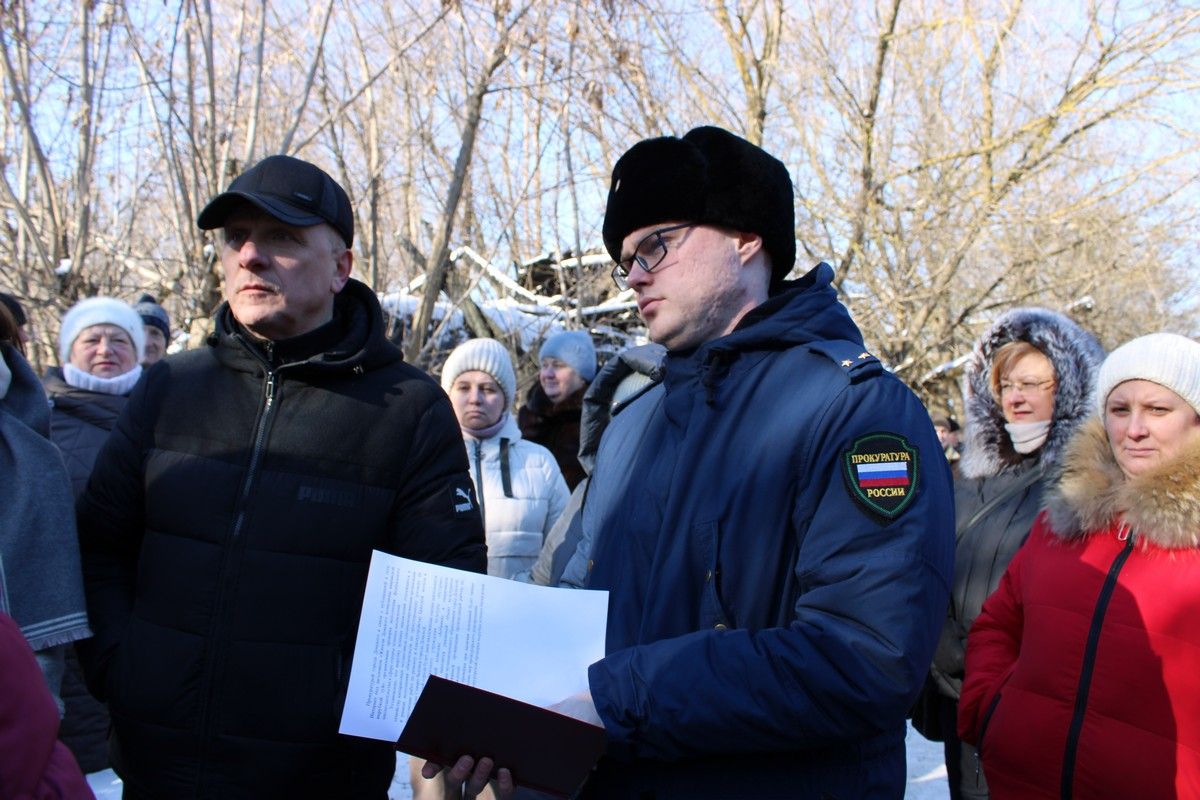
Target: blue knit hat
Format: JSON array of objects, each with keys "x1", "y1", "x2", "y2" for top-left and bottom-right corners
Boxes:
[
  {"x1": 539, "y1": 330, "x2": 596, "y2": 383},
  {"x1": 135, "y1": 294, "x2": 170, "y2": 339}
]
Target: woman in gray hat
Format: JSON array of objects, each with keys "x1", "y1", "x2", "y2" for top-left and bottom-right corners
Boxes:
[{"x1": 517, "y1": 329, "x2": 596, "y2": 490}]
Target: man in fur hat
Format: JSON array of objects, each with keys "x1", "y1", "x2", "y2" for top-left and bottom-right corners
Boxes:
[
  {"x1": 434, "y1": 127, "x2": 956, "y2": 798},
  {"x1": 561, "y1": 127, "x2": 952, "y2": 798}
]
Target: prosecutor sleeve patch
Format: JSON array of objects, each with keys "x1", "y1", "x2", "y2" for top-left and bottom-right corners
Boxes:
[{"x1": 842, "y1": 433, "x2": 919, "y2": 519}]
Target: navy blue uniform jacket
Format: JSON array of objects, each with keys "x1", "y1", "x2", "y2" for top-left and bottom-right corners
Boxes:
[{"x1": 583, "y1": 264, "x2": 954, "y2": 798}]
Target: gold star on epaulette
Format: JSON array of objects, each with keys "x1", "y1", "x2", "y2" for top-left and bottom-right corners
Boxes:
[
  {"x1": 841, "y1": 359, "x2": 853, "y2": 367},
  {"x1": 858, "y1": 352, "x2": 871, "y2": 359}
]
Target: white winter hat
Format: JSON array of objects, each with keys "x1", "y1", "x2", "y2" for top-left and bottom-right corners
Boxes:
[
  {"x1": 440, "y1": 338, "x2": 517, "y2": 406},
  {"x1": 59, "y1": 297, "x2": 146, "y2": 365},
  {"x1": 1096, "y1": 332, "x2": 1200, "y2": 416}
]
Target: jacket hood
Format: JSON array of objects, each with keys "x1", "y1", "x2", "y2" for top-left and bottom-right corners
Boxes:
[
  {"x1": 959, "y1": 307, "x2": 1104, "y2": 479},
  {"x1": 1045, "y1": 418, "x2": 1200, "y2": 550},
  {"x1": 211, "y1": 278, "x2": 400, "y2": 374},
  {"x1": 579, "y1": 343, "x2": 666, "y2": 472}
]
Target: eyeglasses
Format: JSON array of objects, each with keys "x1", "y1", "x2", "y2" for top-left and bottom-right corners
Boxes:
[
  {"x1": 611, "y1": 223, "x2": 696, "y2": 289},
  {"x1": 998, "y1": 378, "x2": 1055, "y2": 396}
]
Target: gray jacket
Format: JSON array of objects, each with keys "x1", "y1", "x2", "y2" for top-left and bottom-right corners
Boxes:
[
  {"x1": 931, "y1": 307, "x2": 1103, "y2": 699},
  {"x1": 518, "y1": 343, "x2": 665, "y2": 587}
]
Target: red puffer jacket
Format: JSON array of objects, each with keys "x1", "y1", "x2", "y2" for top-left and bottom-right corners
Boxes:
[
  {"x1": 959, "y1": 420, "x2": 1200, "y2": 799},
  {"x1": 0, "y1": 612, "x2": 94, "y2": 799}
]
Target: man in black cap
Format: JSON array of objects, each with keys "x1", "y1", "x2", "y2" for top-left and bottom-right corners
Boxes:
[
  {"x1": 542, "y1": 127, "x2": 954, "y2": 798},
  {"x1": 134, "y1": 294, "x2": 171, "y2": 366},
  {"x1": 77, "y1": 155, "x2": 486, "y2": 798}
]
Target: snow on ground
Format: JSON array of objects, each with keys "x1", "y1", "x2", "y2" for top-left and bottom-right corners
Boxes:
[{"x1": 87, "y1": 722, "x2": 946, "y2": 799}]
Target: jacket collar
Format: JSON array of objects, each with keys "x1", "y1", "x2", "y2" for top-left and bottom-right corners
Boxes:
[
  {"x1": 1044, "y1": 417, "x2": 1200, "y2": 549},
  {"x1": 662, "y1": 262, "x2": 862, "y2": 403},
  {"x1": 463, "y1": 414, "x2": 522, "y2": 455},
  {"x1": 209, "y1": 278, "x2": 400, "y2": 376},
  {"x1": 525, "y1": 382, "x2": 585, "y2": 416}
]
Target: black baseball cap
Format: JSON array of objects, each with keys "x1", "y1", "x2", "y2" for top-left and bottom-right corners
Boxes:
[{"x1": 197, "y1": 154, "x2": 354, "y2": 246}]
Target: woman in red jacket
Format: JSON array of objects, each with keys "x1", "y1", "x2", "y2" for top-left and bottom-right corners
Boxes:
[{"x1": 959, "y1": 332, "x2": 1200, "y2": 799}]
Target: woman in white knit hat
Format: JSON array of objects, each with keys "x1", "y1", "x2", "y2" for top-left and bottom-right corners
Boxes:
[
  {"x1": 958, "y1": 332, "x2": 1200, "y2": 799},
  {"x1": 45, "y1": 296, "x2": 146, "y2": 497},
  {"x1": 42, "y1": 295, "x2": 146, "y2": 774},
  {"x1": 413, "y1": 338, "x2": 570, "y2": 800},
  {"x1": 438, "y1": 338, "x2": 570, "y2": 580}
]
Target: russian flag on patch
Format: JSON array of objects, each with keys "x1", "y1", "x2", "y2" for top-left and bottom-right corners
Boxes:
[{"x1": 856, "y1": 461, "x2": 910, "y2": 488}]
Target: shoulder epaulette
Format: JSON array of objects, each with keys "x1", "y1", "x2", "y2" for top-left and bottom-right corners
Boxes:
[{"x1": 806, "y1": 340, "x2": 883, "y2": 380}]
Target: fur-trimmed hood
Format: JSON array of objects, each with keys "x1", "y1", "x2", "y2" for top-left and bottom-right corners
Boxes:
[
  {"x1": 959, "y1": 307, "x2": 1104, "y2": 479},
  {"x1": 1045, "y1": 418, "x2": 1200, "y2": 549}
]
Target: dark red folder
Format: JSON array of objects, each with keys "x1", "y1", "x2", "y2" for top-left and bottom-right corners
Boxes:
[{"x1": 396, "y1": 675, "x2": 607, "y2": 798}]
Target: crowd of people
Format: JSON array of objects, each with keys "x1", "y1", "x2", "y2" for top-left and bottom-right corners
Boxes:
[{"x1": 0, "y1": 126, "x2": 1196, "y2": 800}]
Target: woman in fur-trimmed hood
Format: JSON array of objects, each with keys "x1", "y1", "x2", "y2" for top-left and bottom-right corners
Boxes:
[
  {"x1": 958, "y1": 332, "x2": 1200, "y2": 799},
  {"x1": 919, "y1": 307, "x2": 1103, "y2": 800},
  {"x1": 958, "y1": 307, "x2": 1104, "y2": 479}
]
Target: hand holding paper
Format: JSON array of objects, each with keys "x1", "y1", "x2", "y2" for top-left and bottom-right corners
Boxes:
[{"x1": 338, "y1": 551, "x2": 609, "y2": 795}]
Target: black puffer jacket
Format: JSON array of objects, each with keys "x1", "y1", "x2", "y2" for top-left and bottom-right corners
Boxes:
[
  {"x1": 44, "y1": 368, "x2": 128, "y2": 498},
  {"x1": 44, "y1": 367, "x2": 127, "y2": 774},
  {"x1": 77, "y1": 280, "x2": 486, "y2": 799},
  {"x1": 930, "y1": 307, "x2": 1103, "y2": 700}
]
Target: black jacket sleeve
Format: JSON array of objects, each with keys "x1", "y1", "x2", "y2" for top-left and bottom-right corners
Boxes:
[
  {"x1": 388, "y1": 388, "x2": 486, "y2": 574},
  {"x1": 74, "y1": 370, "x2": 158, "y2": 699}
]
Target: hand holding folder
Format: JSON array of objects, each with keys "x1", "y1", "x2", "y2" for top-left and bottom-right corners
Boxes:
[{"x1": 398, "y1": 676, "x2": 607, "y2": 799}]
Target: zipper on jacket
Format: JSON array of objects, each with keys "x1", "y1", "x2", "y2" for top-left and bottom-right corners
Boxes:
[
  {"x1": 230, "y1": 371, "x2": 278, "y2": 539},
  {"x1": 472, "y1": 439, "x2": 486, "y2": 528},
  {"x1": 1059, "y1": 526, "x2": 1136, "y2": 800},
  {"x1": 974, "y1": 687, "x2": 1004, "y2": 787},
  {"x1": 195, "y1": 355, "x2": 282, "y2": 791}
]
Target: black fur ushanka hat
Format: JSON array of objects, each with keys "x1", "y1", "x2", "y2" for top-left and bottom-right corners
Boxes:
[{"x1": 601, "y1": 126, "x2": 795, "y2": 288}]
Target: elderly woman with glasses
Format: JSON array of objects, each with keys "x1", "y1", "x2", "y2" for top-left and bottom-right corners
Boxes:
[
  {"x1": 958, "y1": 332, "x2": 1200, "y2": 798},
  {"x1": 913, "y1": 307, "x2": 1103, "y2": 800}
]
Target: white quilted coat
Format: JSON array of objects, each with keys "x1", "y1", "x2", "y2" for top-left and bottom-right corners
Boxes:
[{"x1": 464, "y1": 415, "x2": 570, "y2": 579}]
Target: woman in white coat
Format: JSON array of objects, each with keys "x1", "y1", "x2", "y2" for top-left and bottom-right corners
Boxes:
[
  {"x1": 441, "y1": 338, "x2": 570, "y2": 579},
  {"x1": 413, "y1": 339, "x2": 570, "y2": 800}
]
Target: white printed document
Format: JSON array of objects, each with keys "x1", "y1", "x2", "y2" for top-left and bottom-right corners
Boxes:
[{"x1": 338, "y1": 550, "x2": 609, "y2": 742}]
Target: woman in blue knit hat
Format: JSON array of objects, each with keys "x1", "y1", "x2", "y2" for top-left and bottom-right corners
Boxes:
[{"x1": 517, "y1": 329, "x2": 596, "y2": 489}]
